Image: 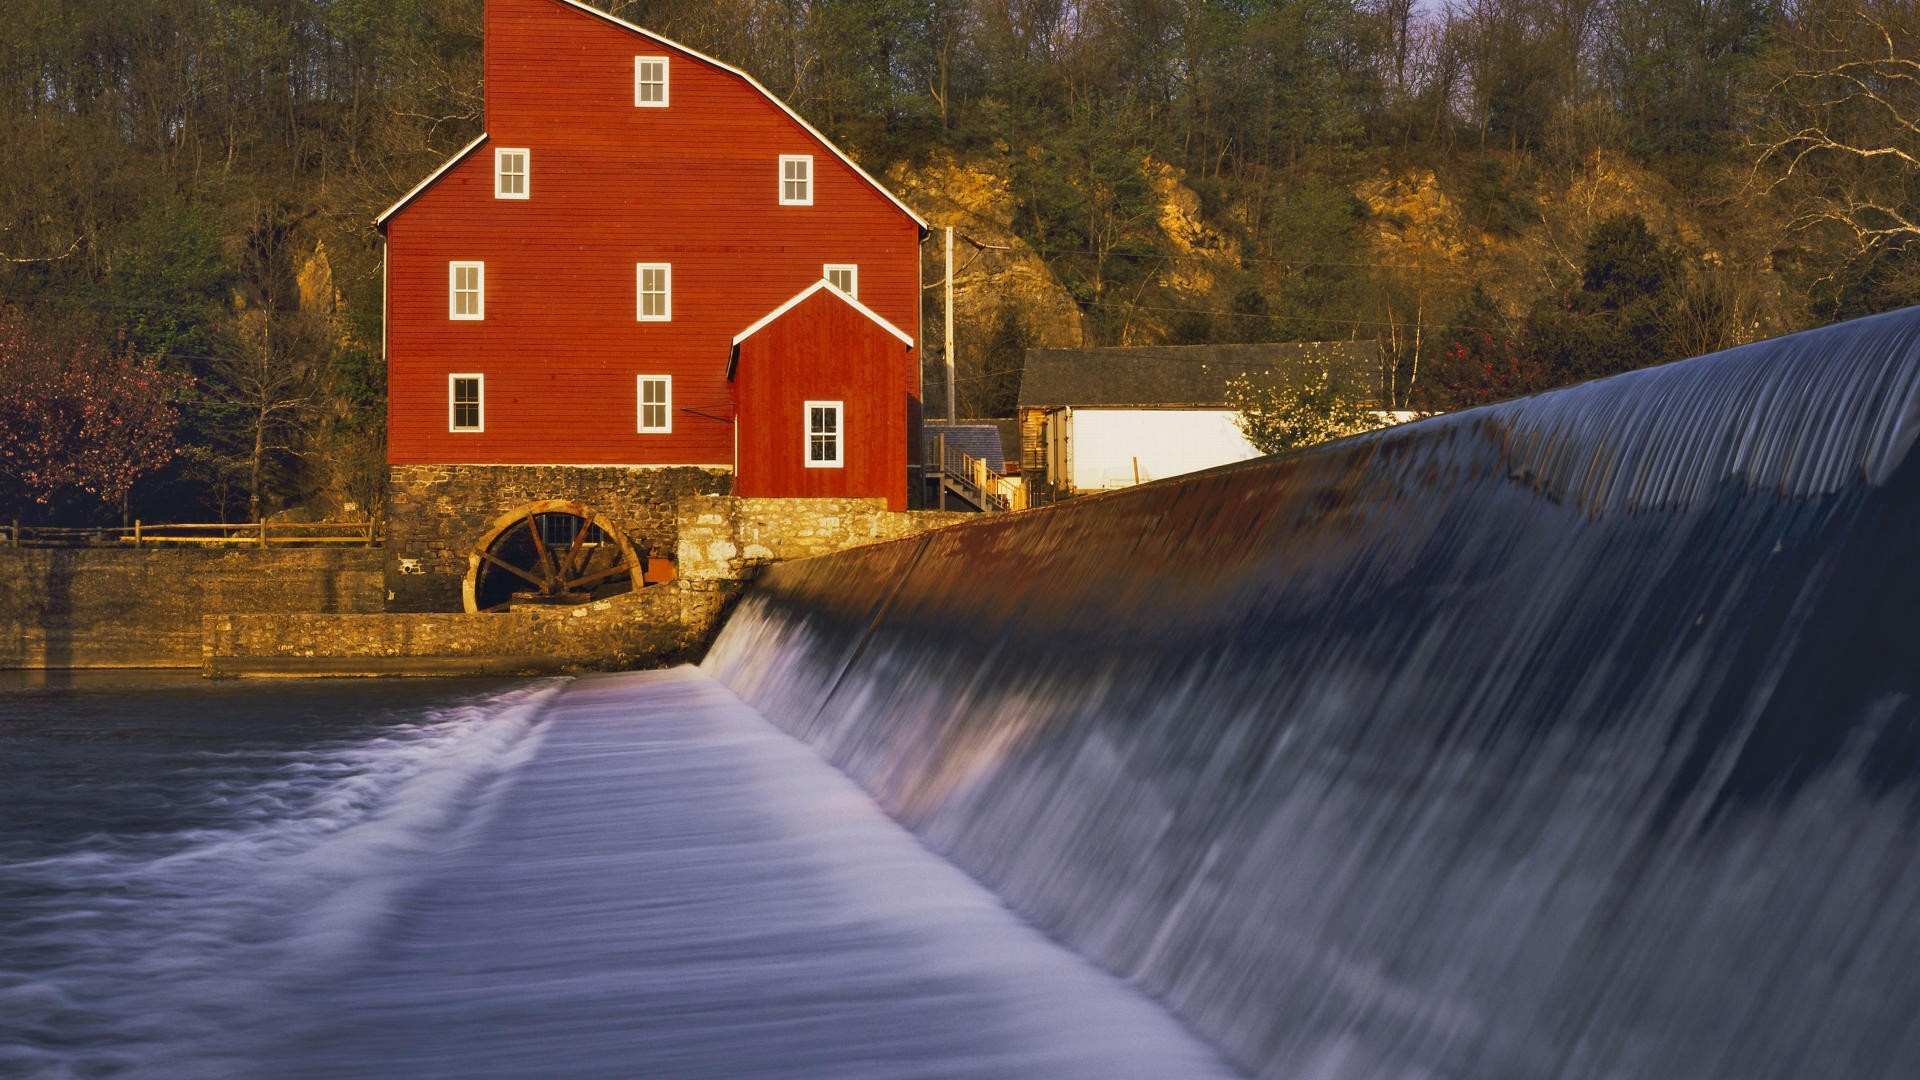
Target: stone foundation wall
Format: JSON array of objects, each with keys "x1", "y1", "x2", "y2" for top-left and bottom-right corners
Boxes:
[
  {"x1": 0, "y1": 548, "x2": 384, "y2": 669},
  {"x1": 385, "y1": 464, "x2": 732, "y2": 612},
  {"x1": 204, "y1": 584, "x2": 715, "y2": 676},
  {"x1": 201, "y1": 497, "x2": 974, "y2": 676},
  {"x1": 1, "y1": 497, "x2": 974, "y2": 673},
  {"x1": 676, "y1": 496, "x2": 973, "y2": 588}
]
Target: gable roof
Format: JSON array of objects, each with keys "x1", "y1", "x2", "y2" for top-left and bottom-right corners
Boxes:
[
  {"x1": 375, "y1": 134, "x2": 490, "y2": 229},
  {"x1": 1017, "y1": 341, "x2": 1383, "y2": 409},
  {"x1": 379, "y1": 1, "x2": 927, "y2": 231},
  {"x1": 728, "y1": 279, "x2": 914, "y2": 379}
]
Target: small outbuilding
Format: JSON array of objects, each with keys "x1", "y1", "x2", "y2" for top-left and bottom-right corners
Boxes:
[
  {"x1": 730, "y1": 281, "x2": 915, "y2": 506},
  {"x1": 1016, "y1": 341, "x2": 1383, "y2": 502}
]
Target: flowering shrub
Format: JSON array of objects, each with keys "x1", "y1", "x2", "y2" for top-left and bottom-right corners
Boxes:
[
  {"x1": 1428, "y1": 328, "x2": 1549, "y2": 408},
  {"x1": 0, "y1": 307, "x2": 188, "y2": 507},
  {"x1": 1227, "y1": 351, "x2": 1390, "y2": 456}
]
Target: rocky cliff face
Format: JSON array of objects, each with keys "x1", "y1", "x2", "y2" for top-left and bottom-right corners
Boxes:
[
  {"x1": 1356, "y1": 150, "x2": 1784, "y2": 325},
  {"x1": 886, "y1": 152, "x2": 1089, "y2": 350},
  {"x1": 885, "y1": 145, "x2": 1787, "y2": 392}
]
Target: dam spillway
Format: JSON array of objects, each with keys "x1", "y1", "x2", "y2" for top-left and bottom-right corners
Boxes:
[{"x1": 703, "y1": 307, "x2": 1920, "y2": 1077}]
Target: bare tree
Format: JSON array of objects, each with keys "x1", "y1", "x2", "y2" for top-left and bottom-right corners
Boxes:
[
  {"x1": 209, "y1": 309, "x2": 322, "y2": 521},
  {"x1": 1755, "y1": 1, "x2": 1920, "y2": 276},
  {"x1": 197, "y1": 199, "x2": 327, "y2": 521}
]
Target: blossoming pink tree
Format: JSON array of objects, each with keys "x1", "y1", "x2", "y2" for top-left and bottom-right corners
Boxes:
[{"x1": 0, "y1": 306, "x2": 188, "y2": 512}]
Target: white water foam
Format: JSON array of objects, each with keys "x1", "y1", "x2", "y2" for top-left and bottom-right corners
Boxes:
[
  {"x1": 0, "y1": 680, "x2": 563, "y2": 1079},
  {"x1": 704, "y1": 676, "x2": 1244, "y2": 1079}
]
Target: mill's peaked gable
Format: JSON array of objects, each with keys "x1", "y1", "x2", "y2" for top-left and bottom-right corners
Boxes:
[{"x1": 380, "y1": 0, "x2": 924, "y2": 508}]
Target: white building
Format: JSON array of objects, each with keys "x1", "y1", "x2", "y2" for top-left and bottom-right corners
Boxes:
[{"x1": 1016, "y1": 341, "x2": 1383, "y2": 502}]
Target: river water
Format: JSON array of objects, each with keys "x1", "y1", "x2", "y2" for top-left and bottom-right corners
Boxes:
[
  {"x1": 0, "y1": 669, "x2": 1236, "y2": 1079},
  {"x1": 12, "y1": 308, "x2": 1920, "y2": 1078}
]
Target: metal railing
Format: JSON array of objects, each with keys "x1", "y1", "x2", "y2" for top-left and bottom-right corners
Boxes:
[{"x1": 2, "y1": 519, "x2": 380, "y2": 548}]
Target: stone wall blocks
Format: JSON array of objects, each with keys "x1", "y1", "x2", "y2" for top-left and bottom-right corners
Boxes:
[{"x1": 52, "y1": 484, "x2": 983, "y2": 673}]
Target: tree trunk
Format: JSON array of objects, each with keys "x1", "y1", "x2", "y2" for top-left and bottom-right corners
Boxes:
[{"x1": 249, "y1": 406, "x2": 266, "y2": 522}]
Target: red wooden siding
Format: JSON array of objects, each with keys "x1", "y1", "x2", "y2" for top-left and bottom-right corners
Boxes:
[
  {"x1": 384, "y1": 0, "x2": 921, "y2": 470},
  {"x1": 733, "y1": 289, "x2": 911, "y2": 508}
]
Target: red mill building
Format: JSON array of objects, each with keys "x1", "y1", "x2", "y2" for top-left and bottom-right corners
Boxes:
[{"x1": 378, "y1": 0, "x2": 926, "y2": 612}]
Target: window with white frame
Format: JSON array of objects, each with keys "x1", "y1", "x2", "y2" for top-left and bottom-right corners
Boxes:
[
  {"x1": 495, "y1": 148, "x2": 528, "y2": 198},
  {"x1": 805, "y1": 400, "x2": 843, "y2": 468},
  {"x1": 636, "y1": 263, "x2": 671, "y2": 321},
  {"x1": 637, "y1": 375, "x2": 671, "y2": 432},
  {"x1": 635, "y1": 56, "x2": 668, "y2": 106},
  {"x1": 449, "y1": 374, "x2": 484, "y2": 431},
  {"x1": 823, "y1": 264, "x2": 857, "y2": 296},
  {"x1": 450, "y1": 262, "x2": 484, "y2": 319},
  {"x1": 780, "y1": 155, "x2": 813, "y2": 205}
]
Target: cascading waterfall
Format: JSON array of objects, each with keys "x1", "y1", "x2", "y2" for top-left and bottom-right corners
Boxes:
[{"x1": 704, "y1": 306, "x2": 1920, "y2": 1078}]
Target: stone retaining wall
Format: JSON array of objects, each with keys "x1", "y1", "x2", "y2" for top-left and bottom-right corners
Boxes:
[
  {"x1": 385, "y1": 463, "x2": 732, "y2": 612},
  {"x1": 0, "y1": 497, "x2": 976, "y2": 673},
  {"x1": 203, "y1": 584, "x2": 717, "y2": 677},
  {"x1": 676, "y1": 496, "x2": 972, "y2": 587},
  {"x1": 0, "y1": 548, "x2": 384, "y2": 669},
  {"x1": 201, "y1": 498, "x2": 974, "y2": 676}
]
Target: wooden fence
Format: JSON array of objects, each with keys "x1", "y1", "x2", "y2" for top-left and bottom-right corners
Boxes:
[{"x1": 1, "y1": 520, "x2": 380, "y2": 548}]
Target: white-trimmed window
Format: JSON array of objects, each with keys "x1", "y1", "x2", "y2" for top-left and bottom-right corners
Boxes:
[
  {"x1": 495, "y1": 148, "x2": 529, "y2": 198},
  {"x1": 823, "y1": 264, "x2": 857, "y2": 296},
  {"x1": 638, "y1": 375, "x2": 672, "y2": 432},
  {"x1": 450, "y1": 262, "x2": 484, "y2": 320},
  {"x1": 636, "y1": 263, "x2": 671, "y2": 321},
  {"x1": 780, "y1": 155, "x2": 813, "y2": 205},
  {"x1": 449, "y1": 374, "x2": 484, "y2": 431},
  {"x1": 805, "y1": 400, "x2": 843, "y2": 468},
  {"x1": 635, "y1": 56, "x2": 669, "y2": 107}
]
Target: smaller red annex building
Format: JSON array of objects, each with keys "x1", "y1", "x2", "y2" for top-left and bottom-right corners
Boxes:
[
  {"x1": 731, "y1": 281, "x2": 916, "y2": 500},
  {"x1": 378, "y1": 0, "x2": 926, "y2": 511}
]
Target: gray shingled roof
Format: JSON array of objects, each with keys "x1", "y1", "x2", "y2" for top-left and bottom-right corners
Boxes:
[
  {"x1": 924, "y1": 422, "x2": 1007, "y2": 472},
  {"x1": 1017, "y1": 342, "x2": 1382, "y2": 408},
  {"x1": 945, "y1": 418, "x2": 1022, "y2": 469}
]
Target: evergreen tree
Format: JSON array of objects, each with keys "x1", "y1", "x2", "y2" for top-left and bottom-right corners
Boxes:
[{"x1": 1527, "y1": 213, "x2": 1685, "y2": 383}]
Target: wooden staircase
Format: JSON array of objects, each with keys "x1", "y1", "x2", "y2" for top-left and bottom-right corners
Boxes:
[{"x1": 929, "y1": 435, "x2": 1027, "y2": 513}]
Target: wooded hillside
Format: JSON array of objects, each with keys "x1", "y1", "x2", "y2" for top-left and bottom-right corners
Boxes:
[{"x1": 3, "y1": 0, "x2": 1917, "y2": 521}]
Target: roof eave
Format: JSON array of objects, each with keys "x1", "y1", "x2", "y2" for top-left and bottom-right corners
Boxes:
[
  {"x1": 375, "y1": 134, "x2": 491, "y2": 231},
  {"x1": 732, "y1": 279, "x2": 915, "y2": 349}
]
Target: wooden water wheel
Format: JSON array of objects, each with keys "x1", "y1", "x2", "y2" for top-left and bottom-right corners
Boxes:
[{"x1": 462, "y1": 500, "x2": 643, "y2": 613}]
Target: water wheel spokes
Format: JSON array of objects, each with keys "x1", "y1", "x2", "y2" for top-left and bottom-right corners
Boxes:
[
  {"x1": 477, "y1": 548, "x2": 549, "y2": 593},
  {"x1": 463, "y1": 500, "x2": 643, "y2": 613}
]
